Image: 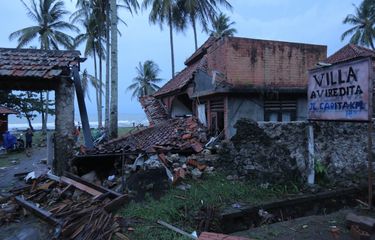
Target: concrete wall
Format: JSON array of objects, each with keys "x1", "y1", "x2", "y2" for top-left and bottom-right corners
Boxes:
[
  {"x1": 297, "y1": 98, "x2": 308, "y2": 121},
  {"x1": 227, "y1": 97, "x2": 264, "y2": 137}
]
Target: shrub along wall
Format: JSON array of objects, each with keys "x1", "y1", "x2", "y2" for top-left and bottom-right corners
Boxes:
[{"x1": 219, "y1": 119, "x2": 372, "y2": 186}]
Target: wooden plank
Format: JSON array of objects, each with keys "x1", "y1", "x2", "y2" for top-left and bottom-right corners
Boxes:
[
  {"x1": 60, "y1": 176, "x2": 102, "y2": 197},
  {"x1": 64, "y1": 171, "x2": 121, "y2": 198},
  {"x1": 104, "y1": 194, "x2": 129, "y2": 212},
  {"x1": 15, "y1": 196, "x2": 60, "y2": 226}
]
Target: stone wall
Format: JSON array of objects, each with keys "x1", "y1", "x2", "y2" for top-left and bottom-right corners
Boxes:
[{"x1": 219, "y1": 119, "x2": 372, "y2": 186}]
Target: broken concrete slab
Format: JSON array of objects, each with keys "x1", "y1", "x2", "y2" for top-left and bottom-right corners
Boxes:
[{"x1": 346, "y1": 212, "x2": 375, "y2": 233}]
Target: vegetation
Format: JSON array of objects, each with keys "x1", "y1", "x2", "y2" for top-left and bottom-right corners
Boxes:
[
  {"x1": 183, "y1": 0, "x2": 232, "y2": 50},
  {"x1": 9, "y1": 0, "x2": 79, "y2": 135},
  {"x1": 210, "y1": 12, "x2": 237, "y2": 38},
  {"x1": 342, "y1": 0, "x2": 375, "y2": 49},
  {"x1": 127, "y1": 60, "x2": 162, "y2": 99},
  {"x1": 119, "y1": 172, "x2": 300, "y2": 240}
]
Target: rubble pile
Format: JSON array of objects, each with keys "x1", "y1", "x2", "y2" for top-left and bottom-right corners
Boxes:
[
  {"x1": 84, "y1": 116, "x2": 207, "y2": 155},
  {"x1": 1, "y1": 173, "x2": 129, "y2": 240}
]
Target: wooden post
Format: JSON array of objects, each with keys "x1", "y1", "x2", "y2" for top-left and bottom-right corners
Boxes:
[
  {"x1": 72, "y1": 66, "x2": 93, "y2": 148},
  {"x1": 307, "y1": 123, "x2": 315, "y2": 185},
  {"x1": 368, "y1": 121, "x2": 373, "y2": 209}
]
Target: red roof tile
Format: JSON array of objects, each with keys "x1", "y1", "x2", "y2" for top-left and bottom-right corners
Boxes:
[
  {"x1": 139, "y1": 96, "x2": 169, "y2": 126},
  {"x1": 0, "y1": 48, "x2": 82, "y2": 79},
  {"x1": 154, "y1": 57, "x2": 207, "y2": 97},
  {"x1": 325, "y1": 44, "x2": 375, "y2": 64},
  {"x1": 84, "y1": 117, "x2": 206, "y2": 155},
  {"x1": 184, "y1": 37, "x2": 216, "y2": 66},
  {"x1": 0, "y1": 106, "x2": 17, "y2": 115}
]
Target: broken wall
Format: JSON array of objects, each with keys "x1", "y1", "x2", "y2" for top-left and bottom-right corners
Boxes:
[
  {"x1": 226, "y1": 97, "x2": 309, "y2": 138},
  {"x1": 221, "y1": 119, "x2": 373, "y2": 185}
]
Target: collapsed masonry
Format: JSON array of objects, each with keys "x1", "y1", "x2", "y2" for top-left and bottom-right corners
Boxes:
[{"x1": 72, "y1": 96, "x2": 217, "y2": 199}]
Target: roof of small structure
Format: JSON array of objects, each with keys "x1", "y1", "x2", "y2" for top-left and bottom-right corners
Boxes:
[
  {"x1": 0, "y1": 106, "x2": 17, "y2": 115},
  {"x1": 139, "y1": 96, "x2": 169, "y2": 126},
  {"x1": 0, "y1": 48, "x2": 83, "y2": 90},
  {"x1": 325, "y1": 44, "x2": 375, "y2": 65}
]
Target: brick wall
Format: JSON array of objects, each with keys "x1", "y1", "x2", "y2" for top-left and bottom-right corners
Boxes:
[{"x1": 206, "y1": 37, "x2": 327, "y2": 88}]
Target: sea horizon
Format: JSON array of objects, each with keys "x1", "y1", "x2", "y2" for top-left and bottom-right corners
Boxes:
[{"x1": 8, "y1": 112, "x2": 149, "y2": 131}]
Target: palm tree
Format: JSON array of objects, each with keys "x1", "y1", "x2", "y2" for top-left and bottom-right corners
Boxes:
[
  {"x1": 10, "y1": 0, "x2": 78, "y2": 50},
  {"x1": 210, "y1": 12, "x2": 237, "y2": 38},
  {"x1": 9, "y1": 0, "x2": 79, "y2": 135},
  {"x1": 142, "y1": 0, "x2": 186, "y2": 78},
  {"x1": 127, "y1": 60, "x2": 162, "y2": 99},
  {"x1": 109, "y1": 0, "x2": 139, "y2": 138},
  {"x1": 183, "y1": 0, "x2": 232, "y2": 50},
  {"x1": 72, "y1": 0, "x2": 106, "y2": 128},
  {"x1": 341, "y1": 0, "x2": 375, "y2": 49}
]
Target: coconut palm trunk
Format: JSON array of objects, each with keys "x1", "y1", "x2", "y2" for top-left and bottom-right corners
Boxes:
[
  {"x1": 168, "y1": 6, "x2": 175, "y2": 78},
  {"x1": 93, "y1": 44, "x2": 101, "y2": 129},
  {"x1": 98, "y1": 51, "x2": 103, "y2": 128},
  {"x1": 109, "y1": 0, "x2": 118, "y2": 138},
  {"x1": 192, "y1": 17, "x2": 198, "y2": 50},
  {"x1": 105, "y1": 1, "x2": 110, "y2": 133}
]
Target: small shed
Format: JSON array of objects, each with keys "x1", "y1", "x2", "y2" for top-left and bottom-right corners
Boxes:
[
  {"x1": 0, "y1": 48, "x2": 84, "y2": 175},
  {"x1": 0, "y1": 105, "x2": 17, "y2": 134}
]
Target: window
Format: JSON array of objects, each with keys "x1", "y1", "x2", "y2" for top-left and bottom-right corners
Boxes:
[{"x1": 264, "y1": 100, "x2": 296, "y2": 122}]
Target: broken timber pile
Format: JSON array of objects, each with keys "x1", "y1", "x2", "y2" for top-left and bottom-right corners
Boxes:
[{"x1": 4, "y1": 172, "x2": 129, "y2": 240}]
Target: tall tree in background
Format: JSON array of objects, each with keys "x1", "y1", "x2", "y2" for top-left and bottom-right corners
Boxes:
[
  {"x1": 72, "y1": 0, "x2": 106, "y2": 128},
  {"x1": 142, "y1": 0, "x2": 185, "y2": 78},
  {"x1": 109, "y1": 0, "x2": 139, "y2": 138},
  {"x1": 183, "y1": 0, "x2": 232, "y2": 50},
  {"x1": 210, "y1": 12, "x2": 237, "y2": 38},
  {"x1": 127, "y1": 60, "x2": 162, "y2": 99},
  {"x1": 342, "y1": 0, "x2": 375, "y2": 49},
  {"x1": 9, "y1": 0, "x2": 78, "y2": 135}
]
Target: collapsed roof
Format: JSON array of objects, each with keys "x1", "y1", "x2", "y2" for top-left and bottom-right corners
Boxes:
[{"x1": 81, "y1": 117, "x2": 206, "y2": 157}]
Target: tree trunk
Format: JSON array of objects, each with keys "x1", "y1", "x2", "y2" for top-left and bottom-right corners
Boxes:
[
  {"x1": 26, "y1": 115, "x2": 34, "y2": 131},
  {"x1": 44, "y1": 91, "x2": 49, "y2": 133},
  {"x1": 168, "y1": 7, "x2": 175, "y2": 78},
  {"x1": 98, "y1": 52, "x2": 103, "y2": 129},
  {"x1": 105, "y1": 1, "x2": 110, "y2": 133},
  {"x1": 192, "y1": 18, "x2": 198, "y2": 50},
  {"x1": 40, "y1": 92, "x2": 46, "y2": 133},
  {"x1": 109, "y1": 0, "x2": 118, "y2": 138},
  {"x1": 93, "y1": 45, "x2": 101, "y2": 129}
]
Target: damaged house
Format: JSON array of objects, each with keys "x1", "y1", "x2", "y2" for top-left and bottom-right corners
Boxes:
[{"x1": 153, "y1": 36, "x2": 327, "y2": 138}]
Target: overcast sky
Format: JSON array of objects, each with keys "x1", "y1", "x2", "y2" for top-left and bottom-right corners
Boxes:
[{"x1": 1, "y1": 0, "x2": 362, "y2": 120}]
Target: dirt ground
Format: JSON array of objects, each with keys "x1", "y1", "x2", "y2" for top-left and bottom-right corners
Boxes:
[
  {"x1": 0, "y1": 147, "x2": 49, "y2": 192},
  {"x1": 233, "y1": 208, "x2": 375, "y2": 240}
]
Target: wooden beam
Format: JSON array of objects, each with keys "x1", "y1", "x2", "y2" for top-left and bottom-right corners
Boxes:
[
  {"x1": 15, "y1": 196, "x2": 60, "y2": 226},
  {"x1": 64, "y1": 171, "x2": 121, "y2": 198},
  {"x1": 60, "y1": 176, "x2": 102, "y2": 197}
]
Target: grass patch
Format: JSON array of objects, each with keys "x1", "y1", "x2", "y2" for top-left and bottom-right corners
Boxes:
[{"x1": 119, "y1": 172, "x2": 300, "y2": 240}]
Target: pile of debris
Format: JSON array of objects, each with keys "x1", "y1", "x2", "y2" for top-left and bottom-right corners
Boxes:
[
  {"x1": 1, "y1": 172, "x2": 129, "y2": 240},
  {"x1": 81, "y1": 116, "x2": 207, "y2": 155}
]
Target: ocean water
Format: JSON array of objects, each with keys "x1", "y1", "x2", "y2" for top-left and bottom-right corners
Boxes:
[{"x1": 8, "y1": 112, "x2": 149, "y2": 130}]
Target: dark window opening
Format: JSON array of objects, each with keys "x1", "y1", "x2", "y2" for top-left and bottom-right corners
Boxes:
[{"x1": 264, "y1": 100, "x2": 297, "y2": 122}]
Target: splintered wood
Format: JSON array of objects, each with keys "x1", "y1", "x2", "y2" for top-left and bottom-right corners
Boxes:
[{"x1": 8, "y1": 175, "x2": 128, "y2": 240}]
